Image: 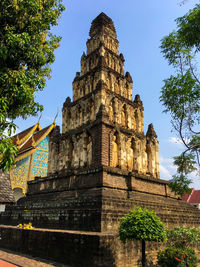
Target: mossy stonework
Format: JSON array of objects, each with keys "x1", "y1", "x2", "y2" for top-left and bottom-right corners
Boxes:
[{"x1": 0, "y1": 13, "x2": 200, "y2": 267}]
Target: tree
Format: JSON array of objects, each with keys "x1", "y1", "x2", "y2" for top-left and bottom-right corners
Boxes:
[
  {"x1": 119, "y1": 206, "x2": 167, "y2": 267},
  {"x1": 160, "y1": 4, "x2": 200, "y2": 195},
  {"x1": 0, "y1": 0, "x2": 65, "y2": 171}
]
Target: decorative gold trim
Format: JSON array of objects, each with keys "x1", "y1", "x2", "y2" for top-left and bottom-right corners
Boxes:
[
  {"x1": 15, "y1": 122, "x2": 55, "y2": 162},
  {"x1": 15, "y1": 148, "x2": 37, "y2": 162},
  {"x1": 31, "y1": 136, "x2": 36, "y2": 147},
  {"x1": 35, "y1": 123, "x2": 56, "y2": 146},
  {"x1": 17, "y1": 122, "x2": 41, "y2": 147},
  {"x1": 16, "y1": 136, "x2": 20, "y2": 145}
]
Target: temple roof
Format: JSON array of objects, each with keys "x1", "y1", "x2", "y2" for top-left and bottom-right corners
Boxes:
[
  {"x1": 12, "y1": 123, "x2": 41, "y2": 148},
  {"x1": 182, "y1": 189, "x2": 200, "y2": 204},
  {"x1": 0, "y1": 170, "x2": 15, "y2": 204},
  {"x1": 12, "y1": 122, "x2": 56, "y2": 162},
  {"x1": 89, "y1": 12, "x2": 116, "y2": 38}
]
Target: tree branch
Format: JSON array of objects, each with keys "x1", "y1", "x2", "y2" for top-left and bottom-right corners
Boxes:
[{"x1": 188, "y1": 58, "x2": 200, "y2": 85}]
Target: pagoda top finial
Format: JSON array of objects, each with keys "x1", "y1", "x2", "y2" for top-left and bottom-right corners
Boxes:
[
  {"x1": 146, "y1": 123, "x2": 157, "y2": 138},
  {"x1": 89, "y1": 12, "x2": 116, "y2": 38}
]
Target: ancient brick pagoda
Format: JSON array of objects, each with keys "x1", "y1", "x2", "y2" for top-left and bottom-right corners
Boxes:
[
  {"x1": 53, "y1": 13, "x2": 160, "y2": 179},
  {"x1": 1, "y1": 13, "x2": 200, "y2": 267}
]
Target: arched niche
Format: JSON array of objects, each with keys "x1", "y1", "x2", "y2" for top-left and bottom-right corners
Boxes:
[
  {"x1": 79, "y1": 85, "x2": 83, "y2": 98},
  {"x1": 107, "y1": 72, "x2": 112, "y2": 90},
  {"x1": 81, "y1": 132, "x2": 92, "y2": 167},
  {"x1": 135, "y1": 110, "x2": 139, "y2": 131},
  {"x1": 131, "y1": 138, "x2": 137, "y2": 171},
  {"x1": 108, "y1": 98, "x2": 116, "y2": 122},
  {"x1": 77, "y1": 105, "x2": 82, "y2": 125},
  {"x1": 146, "y1": 140, "x2": 153, "y2": 174},
  {"x1": 123, "y1": 83, "x2": 128, "y2": 98},
  {"x1": 89, "y1": 99, "x2": 95, "y2": 120},
  {"x1": 76, "y1": 82, "x2": 80, "y2": 99},
  {"x1": 121, "y1": 104, "x2": 128, "y2": 127},
  {"x1": 112, "y1": 132, "x2": 121, "y2": 168},
  {"x1": 115, "y1": 80, "x2": 119, "y2": 94},
  {"x1": 67, "y1": 110, "x2": 72, "y2": 129},
  {"x1": 131, "y1": 111, "x2": 136, "y2": 130},
  {"x1": 13, "y1": 187, "x2": 25, "y2": 202},
  {"x1": 86, "y1": 133, "x2": 92, "y2": 166},
  {"x1": 68, "y1": 139, "x2": 74, "y2": 168}
]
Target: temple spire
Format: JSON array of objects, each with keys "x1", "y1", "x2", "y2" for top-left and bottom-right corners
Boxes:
[
  {"x1": 146, "y1": 123, "x2": 157, "y2": 138},
  {"x1": 89, "y1": 12, "x2": 116, "y2": 38}
]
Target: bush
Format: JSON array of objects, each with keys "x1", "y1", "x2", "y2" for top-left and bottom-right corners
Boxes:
[
  {"x1": 157, "y1": 247, "x2": 198, "y2": 267},
  {"x1": 166, "y1": 227, "x2": 200, "y2": 248},
  {"x1": 119, "y1": 206, "x2": 167, "y2": 243},
  {"x1": 119, "y1": 206, "x2": 167, "y2": 267}
]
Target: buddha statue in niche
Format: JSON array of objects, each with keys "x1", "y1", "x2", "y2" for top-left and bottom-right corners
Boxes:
[{"x1": 112, "y1": 134, "x2": 119, "y2": 167}]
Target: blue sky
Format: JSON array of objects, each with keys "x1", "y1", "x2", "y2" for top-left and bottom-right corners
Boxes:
[{"x1": 15, "y1": 0, "x2": 199, "y2": 188}]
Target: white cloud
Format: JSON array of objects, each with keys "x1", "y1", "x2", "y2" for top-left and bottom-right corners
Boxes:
[
  {"x1": 188, "y1": 171, "x2": 200, "y2": 189},
  {"x1": 168, "y1": 137, "x2": 183, "y2": 145},
  {"x1": 168, "y1": 137, "x2": 191, "y2": 147},
  {"x1": 159, "y1": 164, "x2": 171, "y2": 179},
  {"x1": 159, "y1": 155, "x2": 200, "y2": 189},
  {"x1": 159, "y1": 155, "x2": 176, "y2": 181}
]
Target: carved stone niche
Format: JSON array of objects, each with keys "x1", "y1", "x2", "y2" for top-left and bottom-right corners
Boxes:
[
  {"x1": 108, "y1": 98, "x2": 116, "y2": 123},
  {"x1": 65, "y1": 132, "x2": 93, "y2": 170},
  {"x1": 121, "y1": 104, "x2": 128, "y2": 127},
  {"x1": 66, "y1": 138, "x2": 74, "y2": 169},
  {"x1": 111, "y1": 132, "x2": 121, "y2": 168},
  {"x1": 146, "y1": 139, "x2": 151, "y2": 175},
  {"x1": 89, "y1": 99, "x2": 95, "y2": 121}
]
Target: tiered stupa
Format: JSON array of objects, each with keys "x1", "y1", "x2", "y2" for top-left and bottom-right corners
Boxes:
[{"x1": 1, "y1": 13, "x2": 200, "y2": 267}]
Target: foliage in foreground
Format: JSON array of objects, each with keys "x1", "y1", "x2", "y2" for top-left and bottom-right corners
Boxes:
[
  {"x1": 0, "y1": 0, "x2": 65, "y2": 171},
  {"x1": 160, "y1": 3, "x2": 200, "y2": 195},
  {"x1": 118, "y1": 206, "x2": 167, "y2": 243},
  {"x1": 166, "y1": 227, "x2": 200, "y2": 249},
  {"x1": 119, "y1": 206, "x2": 166, "y2": 267},
  {"x1": 157, "y1": 247, "x2": 198, "y2": 267},
  {"x1": 157, "y1": 227, "x2": 200, "y2": 267}
]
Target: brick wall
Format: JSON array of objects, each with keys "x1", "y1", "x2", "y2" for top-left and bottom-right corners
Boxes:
[{"x1": 0, "y1": 225, "x2": 171, "y2": 267}]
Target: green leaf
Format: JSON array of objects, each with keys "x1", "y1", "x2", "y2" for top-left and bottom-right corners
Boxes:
[
  {"x1": 0, "y1": 0, "x2": 65, "y2": 170},
  {"x1": 118, "y1": 206, "x2": 167, "y2": 243}
]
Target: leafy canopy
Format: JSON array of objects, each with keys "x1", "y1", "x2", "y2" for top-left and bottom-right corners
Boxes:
[
  {"x1": 166, "y1": 227, "x2": 200, "y2": 249},
  {"x1": 118, "y1": 206, "x2": 167, "y2": 243},
  {"x1": 160, "y1": 4, "x2": 200, "y2": 195},
  {"x1": 0, "y1": 0, "x2": 65, "y2": 170}
]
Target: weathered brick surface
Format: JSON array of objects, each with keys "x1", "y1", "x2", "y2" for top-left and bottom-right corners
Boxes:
[
  {"x1": 1, "y1": 168, "x2": 200, "y2": 233},
  {"x1": 0, "y1": 226, "x2": 174, "y2": 267},
  {"x1": 0, "y1": 170, "x2": 15, "y2": 204}
]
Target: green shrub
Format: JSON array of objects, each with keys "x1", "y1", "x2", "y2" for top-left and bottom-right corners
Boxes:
[
  {"x1": 157, "y1": 247, "x2": 198, "y2": 267},
  {"x1": 166, "y1": 227, "x2": 200, "y2": 248},
  {"x1": 119, "y1": 206, "x2": 167, "y2": 267},
  {"x1": 119, "y1": 206, "x2": 167, "y2": 243}
]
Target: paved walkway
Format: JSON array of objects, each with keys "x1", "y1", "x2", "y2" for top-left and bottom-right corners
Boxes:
[
  {"x1": 0, "y1": 259, "x2": 18, "y2": 267},
  {"x1": 0, "y1": 249, "x2": 68, "y2": 267}
]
